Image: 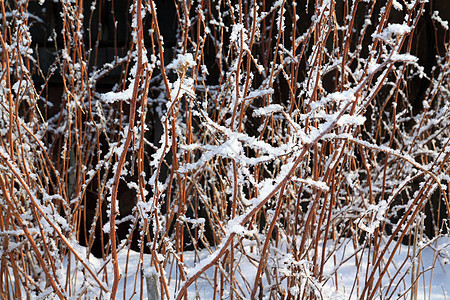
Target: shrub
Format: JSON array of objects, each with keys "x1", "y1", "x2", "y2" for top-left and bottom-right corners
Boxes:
[{"x1": 0, "y1": 0, "x2": 449, "y2": 299}]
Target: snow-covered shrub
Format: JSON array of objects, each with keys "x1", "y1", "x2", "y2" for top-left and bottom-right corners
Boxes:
[{"x1": 0, "y1": 0, "x2": 448, "y2": 299}]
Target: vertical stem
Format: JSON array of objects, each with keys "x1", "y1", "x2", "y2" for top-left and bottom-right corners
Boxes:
[{"x1": 109, "y1": 0, "x2": 144, "y2": 298}]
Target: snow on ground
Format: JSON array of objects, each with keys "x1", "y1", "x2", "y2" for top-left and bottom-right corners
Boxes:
[
  {"x1": 60, "y1": 236, "x2": 449, "y2": 299},
  {"x1": 320, "y1": 237, "x2": 450, "y2": 300}
]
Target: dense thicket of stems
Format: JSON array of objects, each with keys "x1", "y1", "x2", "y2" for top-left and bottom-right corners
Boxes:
[{"x1": 0, "y1": 0, "x2": 449, "y2": 299}]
